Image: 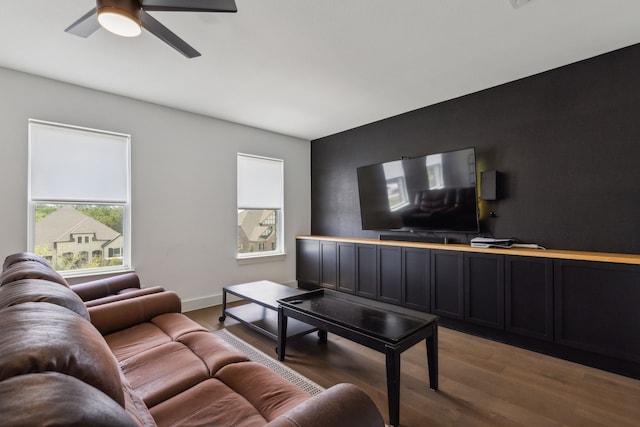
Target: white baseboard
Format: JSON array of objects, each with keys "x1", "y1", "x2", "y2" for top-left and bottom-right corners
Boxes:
[{"x1": 181, "y1": 280, "x2": 298, "y2": 313}]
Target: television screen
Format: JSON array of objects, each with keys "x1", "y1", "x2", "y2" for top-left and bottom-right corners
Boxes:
[{"x1": 356, "y1": 147, "x2": 479, "y2": 233}]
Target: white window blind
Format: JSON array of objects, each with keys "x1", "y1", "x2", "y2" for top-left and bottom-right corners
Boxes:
[
  {"x1": 29, "y1": 120, "x2": 130, "y2": 202},
  {"x1": 237, "y1": 154, "x2": 283, "y2": 209}
]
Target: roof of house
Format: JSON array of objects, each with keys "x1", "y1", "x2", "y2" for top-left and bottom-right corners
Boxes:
[{"x1": 35, "y1": 206, "x2": 120, "y2": 247}]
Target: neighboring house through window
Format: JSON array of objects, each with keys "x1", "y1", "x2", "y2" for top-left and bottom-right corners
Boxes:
[
  {"x1": 237, "y1": 153, "x2": 284, "y2": 257},
  {"x1": 28, "y1": 120, "x2": 131, "y2": 275}
]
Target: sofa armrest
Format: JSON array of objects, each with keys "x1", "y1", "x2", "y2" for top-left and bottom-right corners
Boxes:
[
  {"x1": 84, "y1": 286, "x2": 166, "y2": 307},
  {"x1": 71, "y1": 273, "x2": 141, "y2": 302},
  {"x1": 266, "y1": 383, "x2": 385, "y2": 427},
  {"x1": 88, "y1": 291, "x2": 182, "y2": 335}
]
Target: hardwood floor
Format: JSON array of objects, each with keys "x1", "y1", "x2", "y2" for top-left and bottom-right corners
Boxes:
[{"x1": 186, "y1": 303, "x2": 640, "y2": 427}]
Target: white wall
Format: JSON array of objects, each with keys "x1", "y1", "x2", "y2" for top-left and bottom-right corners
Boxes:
[{"x1": 0, "y1": 67, "x2": 311, "y2": 311}]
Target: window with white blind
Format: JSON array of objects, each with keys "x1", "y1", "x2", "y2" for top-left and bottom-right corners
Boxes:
[
  {"x1": 27, "y1": 120, "x2": 131, "y2": 275},
  {"x1": 237, "y1": 153, "x2": 284, "y2": 258}
]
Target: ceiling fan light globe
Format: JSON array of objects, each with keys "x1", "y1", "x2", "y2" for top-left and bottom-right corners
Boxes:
[{"x1": 98, "y1": 9, "x2": 141, "y2": 37}]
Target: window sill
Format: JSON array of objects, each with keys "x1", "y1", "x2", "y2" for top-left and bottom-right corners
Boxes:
[{"x1": 236, "y1": 252, "x2": 286, "y2": 265}]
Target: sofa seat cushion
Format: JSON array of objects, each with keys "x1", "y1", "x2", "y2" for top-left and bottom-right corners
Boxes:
[
  {"x1": 106, "y1": 322, "x2": 174, "y2": 361},
  {"x1": 121, "y1": 371, "x2": 158, "y2": 427},
  {"x1": 105, "y1": 314, "x2": 212, "y2": 362},
  {"x1": 120, "y1": 341, "x2": 211, "y2": 408},
  {"x1": 178, "y1": 331, "x2": 250, "y2": 375},
  {"x1": 151, "y1": 312, "x2": 208, "y2": 340},
  {"x1": 0, "y1": 372, "x2": 139, "y2": 427},
  {"x1": 215, "y1": 362, "x2": 311, "y2": 422},
  {"x1": 149, "y1": 378, "x2": 269, "y2": 427}
]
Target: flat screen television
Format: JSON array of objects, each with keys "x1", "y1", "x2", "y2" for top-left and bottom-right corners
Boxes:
[{"x1": 356, "y1": 147, "x2": 480, "y2": 233}]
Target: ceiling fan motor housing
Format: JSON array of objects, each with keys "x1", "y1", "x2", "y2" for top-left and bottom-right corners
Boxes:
[{"x1": 98, "y1": 0, "x2": 142, "y2": 24}]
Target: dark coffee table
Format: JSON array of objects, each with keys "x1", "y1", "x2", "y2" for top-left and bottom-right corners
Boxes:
[
  {"x1": 277, "y1": 289, "x2": 439, "y2": 427},
  {"x1": 219, "y1": 281, "x2": 319, "y2": 340}
]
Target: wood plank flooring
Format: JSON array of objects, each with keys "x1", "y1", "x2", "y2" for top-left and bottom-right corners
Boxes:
[{"x1": 186, "y1": 303, "x2": 640, "y2": 427}]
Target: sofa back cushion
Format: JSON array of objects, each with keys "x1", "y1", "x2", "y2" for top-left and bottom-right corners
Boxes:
[
  {"x1": 0, "y1": 260, "x2": 69, "y2": 287},
  {"x1": 0, "y1": 372, "x2": 139, "y2": 427},
  {"x1": 0, "y1": 302, "x2": 125, "y2": 406},
  {"x1": 0, "y1": 278, "x2": 89, "y2": 320},
  {"x1": 2, "y1": 252, "x2": 53, "y2": 271}
]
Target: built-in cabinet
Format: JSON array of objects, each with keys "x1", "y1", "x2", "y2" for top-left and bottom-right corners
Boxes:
[
  {"x1": 431, "y1": 250, "x2": 464, "y2": 319},
  {"x1": 401, "y1": 247, "x2": 429, "y2": 311},
  {"x1": 296, "y1": 236, "x2": 640, "y2": 378},
  {"x1": 319, "y1": 240, "x2": 337, "y2": 289},
  {"x1": 378, "y1": 246, "x2": 402, "y2": 305},
  {"x1": 296, "y1": 238, "x2": 319, "y2": 287},
  {"x1": 336, "y1": 242, "x2": 355, "y2": 294},
  {"x1": 356, "y1": 244, "x2": 377, "y2": 299},
  {"x1": 505, "y1": 256, "x2": 553, "y2": 341},
  {"x1": 554, "y1": 260, "x2": 640, "y2": 363},
  {"x1": 464, "y1": 252, "x2": 504, "y2": 329}
]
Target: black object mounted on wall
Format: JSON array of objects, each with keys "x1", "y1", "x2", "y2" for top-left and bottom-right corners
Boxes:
[{"x1": 480, "y1": 170, "x2": 503, "y2": 201}]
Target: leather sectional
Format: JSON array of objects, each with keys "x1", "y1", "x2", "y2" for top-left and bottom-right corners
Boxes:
[{"x1": 0, "y1": 252, "x2": 384, "y2": 426}]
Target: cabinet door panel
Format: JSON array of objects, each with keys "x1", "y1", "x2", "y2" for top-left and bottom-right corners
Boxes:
[
  {"x1": 464, "y1": 253, "x2": 504, "y2": 329},
  {"x1": 296, "y1": 239, "x2": 319, "y2": 287},
  {"x1": 378, "y1": 246, "x2": 402, "y2": 305},
  {"x1": 431, "y1": 250, "x2": 463, "y2": 319},
  {"x1": 555, "y1": 260, "x2": 640, "y2": 363},
  {"x1": 402, "y1": 247, "x2": 430, "y2": 311},
  {"x1": 356, "y1": 244, "x2": 377, "y2": 298},
  {"x1": 320, "y1": 240, "x2": 337, "y2": 289},
  {"x1": 337, "y1": 243, "x2": 356, "y2": 294},
  {"x1": 505, "y1": 256, "x2": 553, "y2": 341}
]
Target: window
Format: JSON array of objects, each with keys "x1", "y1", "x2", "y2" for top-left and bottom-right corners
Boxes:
[
  {"x1": 108, "y1": 247, "x2": 122, "y2": 258},
  {"x1": 28, "y1": 120, "x2": 131, "y2": 275},
  {"x1": 237, "y1": 153, "x2": 284, "y2": 258},
  {"x1": 426, "y1": 153, "x2": 444, "y2": 189},
  {"x1": 383, "y1": 161, "x2": 410, "y2": 212}
]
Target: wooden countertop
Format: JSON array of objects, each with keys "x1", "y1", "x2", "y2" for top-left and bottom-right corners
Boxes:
[{"x1": 296, "y1": 235, "x2": 640, "y2": 265}]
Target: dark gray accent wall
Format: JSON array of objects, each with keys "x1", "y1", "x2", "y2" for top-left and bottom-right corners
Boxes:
[{"x1": 311, "y1": 43, "x2": 640, "y2": 254}]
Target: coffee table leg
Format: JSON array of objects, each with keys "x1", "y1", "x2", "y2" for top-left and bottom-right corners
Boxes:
[
  {"x1": 277, "y1": 306, "x2": 287, "y2": 361},
  {"x1": 385, "y1": 345, "x2": 401, "y2": 427},
  {"x1": 318, "y1": 329, "x2": 328, "y2": 342},
  {"x1": 218, "y1": 289, "x2": 227, "y2": 322},
  {"x1": 426, "y1": 323, "x2": 438, "y2": 391}
]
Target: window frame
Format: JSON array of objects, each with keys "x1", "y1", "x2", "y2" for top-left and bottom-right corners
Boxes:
[
  {"x1": 236, "y1": 153, "x2": 285, "y2": 260},
  {"x1": 27, "y1": 119, "x2": 132, "y2": 277}
]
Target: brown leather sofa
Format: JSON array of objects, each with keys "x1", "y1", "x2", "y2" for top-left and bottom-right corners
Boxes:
[
  {"x1": 69, "y1": 272, "x2": 166, "y2": 307},
  {"x1": 0, "y1": 252, "x2": 385, "y2": 427}
]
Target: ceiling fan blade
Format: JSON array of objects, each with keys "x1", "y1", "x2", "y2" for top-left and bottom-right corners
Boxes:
[
  {"x1": 141, "y1": 0, "x2": 237, "y2": 13},
  {"x1": 140, "y1": 10, "x2": 201, "y2": 58},
  {"x1": 65, "y1": 8, "x2": 100, "y2": 38}
]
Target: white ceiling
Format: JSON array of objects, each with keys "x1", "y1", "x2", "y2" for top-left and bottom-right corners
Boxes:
[{"x1": 1, "y1": 1, "x2": 640, "y2": 140}]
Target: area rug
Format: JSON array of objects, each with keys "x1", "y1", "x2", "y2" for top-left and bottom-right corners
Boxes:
[{"x1": 212, "y1": 329, "x2": 325, "y2": 396}]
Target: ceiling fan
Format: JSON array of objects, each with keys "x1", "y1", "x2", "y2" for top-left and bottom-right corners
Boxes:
[{"x1": 65, "y1": 0, "x2": 238, "y2": 58}]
